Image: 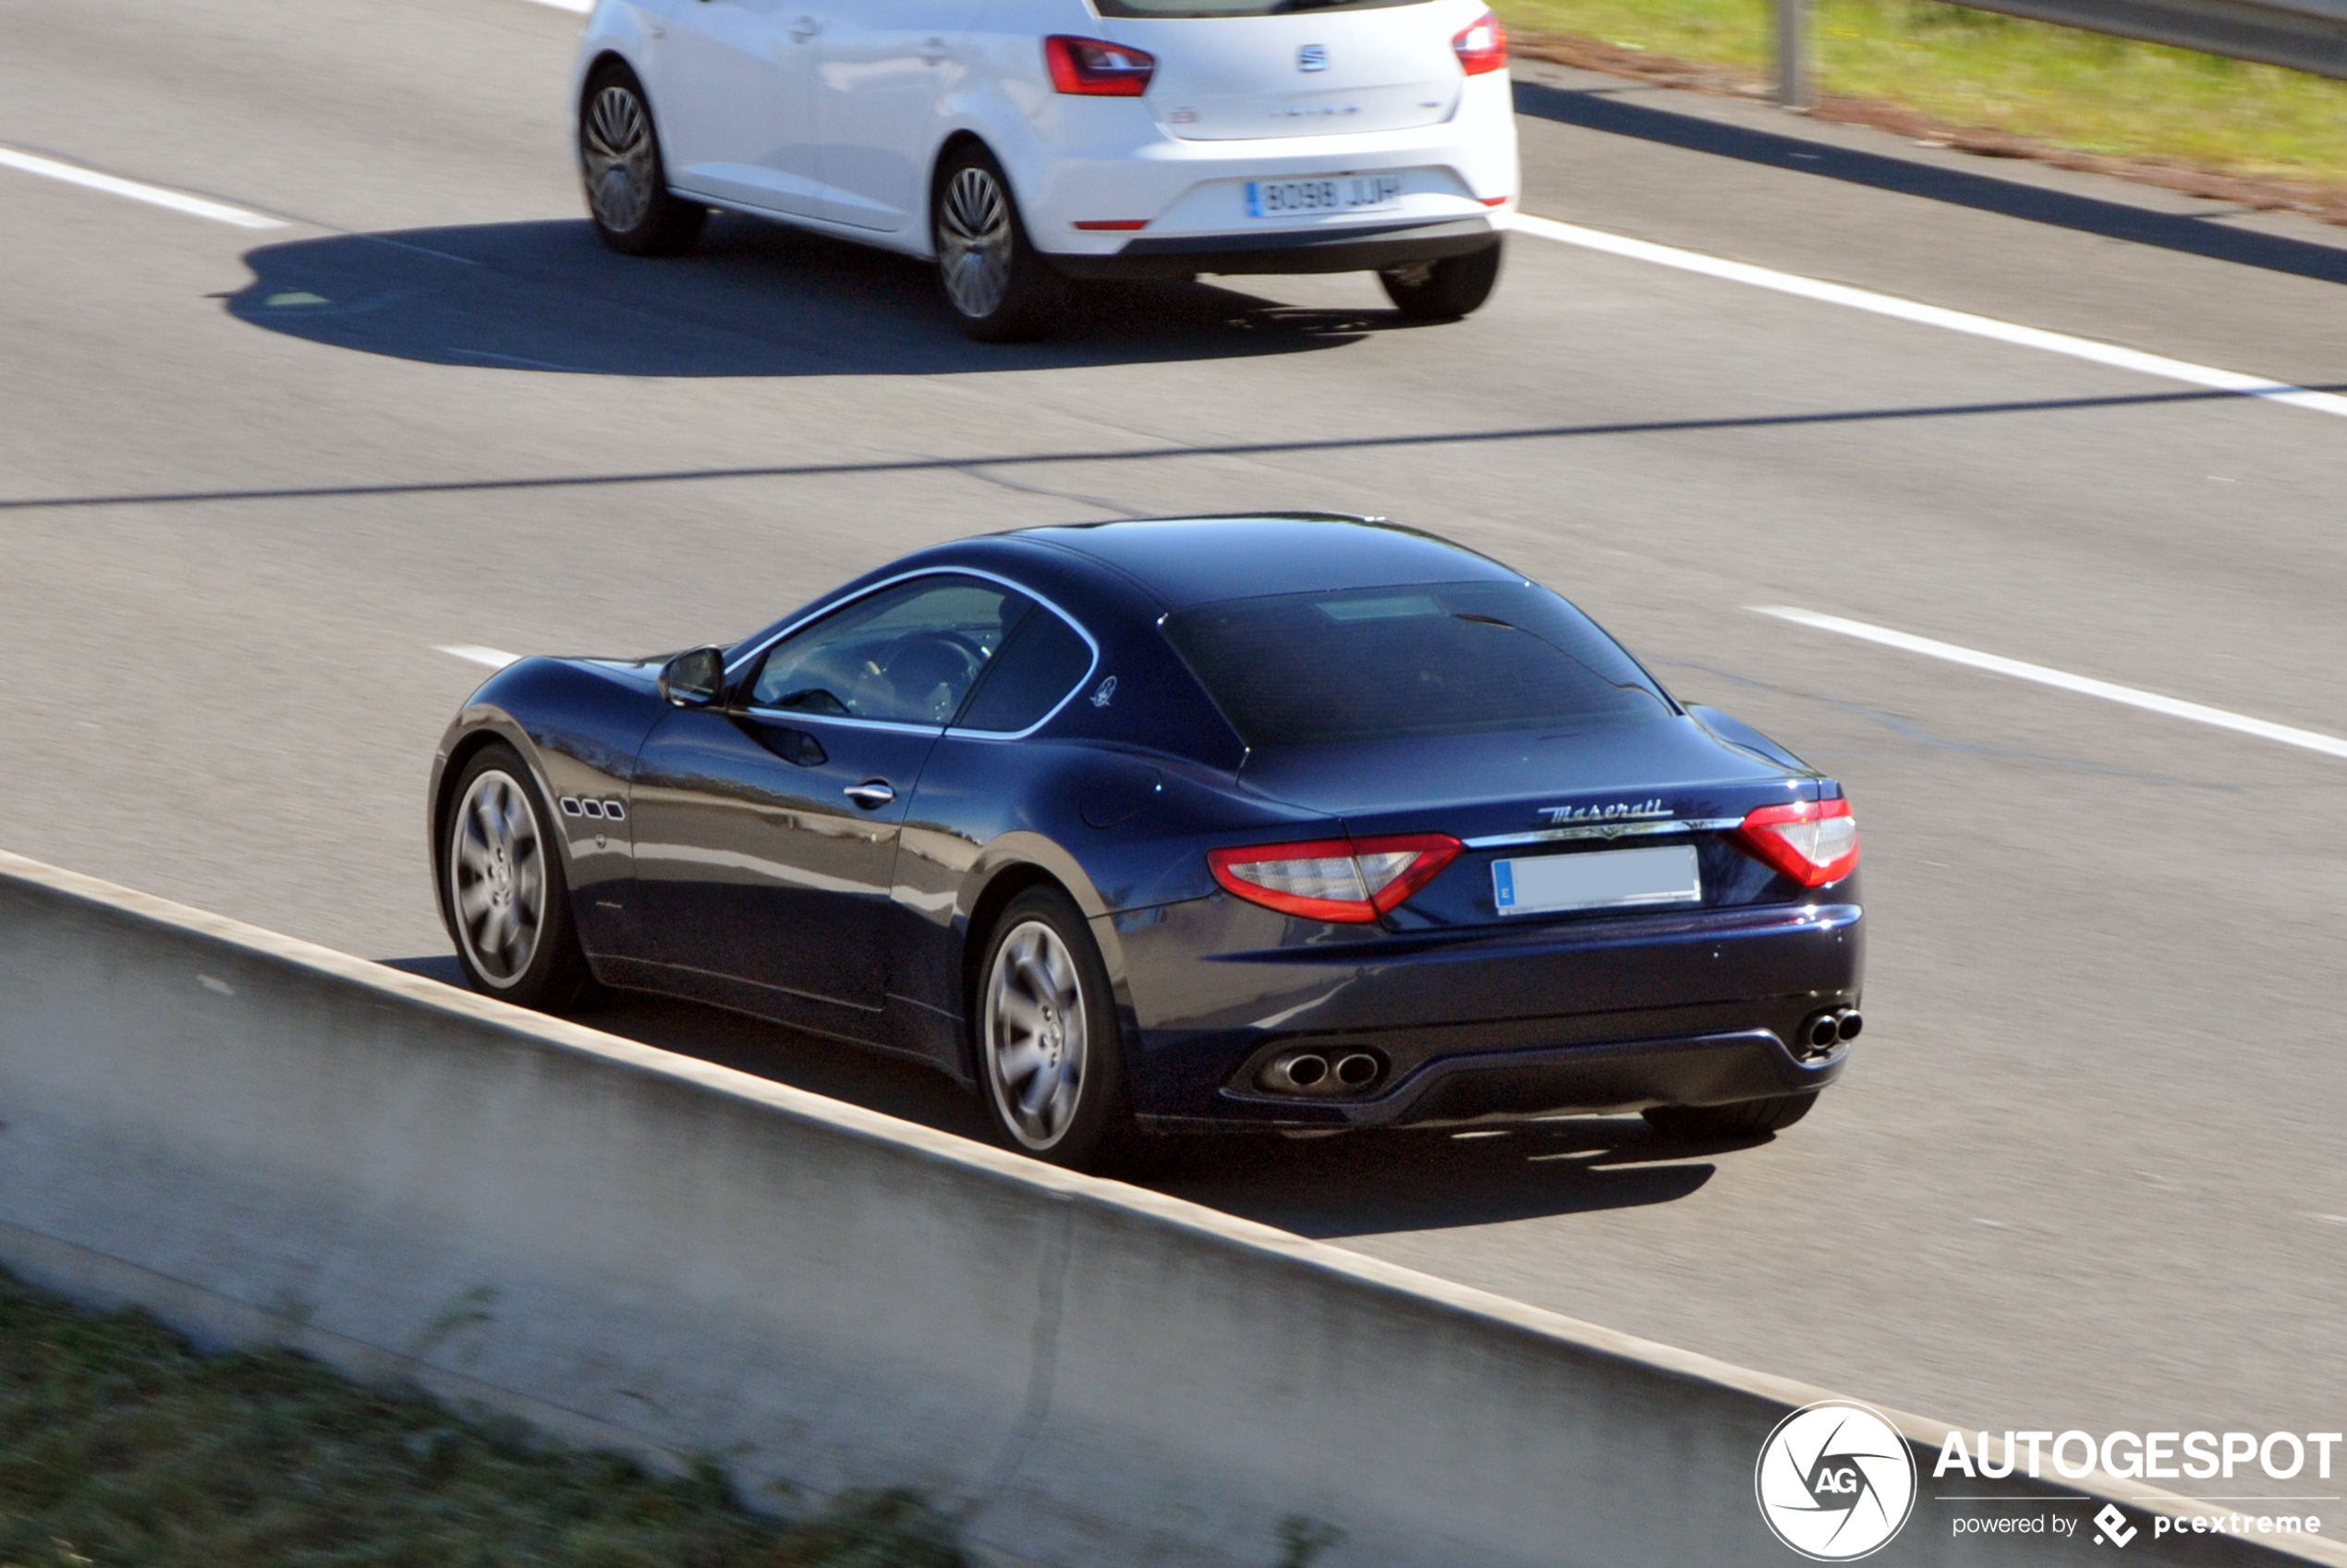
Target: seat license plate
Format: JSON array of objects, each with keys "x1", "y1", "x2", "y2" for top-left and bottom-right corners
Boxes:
[
  {"x1": 1492, "y1": 845, "x2": 1702, "y2": 917},
  {"x1": 1245, "y1": 175, "x2": 1402, "y2": 219}
]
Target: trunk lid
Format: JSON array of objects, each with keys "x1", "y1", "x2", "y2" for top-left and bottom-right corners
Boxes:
[
  {"x1": 1237, "y1": 717, "x2": 1827, "y2": 929},
  {"x1": 1108, "y1": 6, "x2": 1465, "y2": 140}
]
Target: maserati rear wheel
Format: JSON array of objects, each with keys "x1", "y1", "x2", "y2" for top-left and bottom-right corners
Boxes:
[
  {"x1": 977, "y1": 888, "x2": 1135, "y2": 1170},
  {"x1": 579, "y1": 66, "x2": 706, "y2": 256},
  {"x1": 444, "y1": 745, "x2": 599, "y2": 1009}
]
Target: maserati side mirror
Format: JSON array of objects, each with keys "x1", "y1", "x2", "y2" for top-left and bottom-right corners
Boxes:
[{"x1": 658, "y1": 646, "x2": 726, "y2": 709}]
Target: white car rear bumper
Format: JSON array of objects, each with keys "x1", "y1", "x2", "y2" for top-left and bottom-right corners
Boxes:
[{"x1": 1007, "y1": 72, "x2": 1517, "y2": 270}]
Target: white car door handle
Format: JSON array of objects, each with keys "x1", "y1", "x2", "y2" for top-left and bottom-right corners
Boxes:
[
  {"x1": 843, "y1": 781, "x2": 895, "y2": 809},
  {"x1": 788, "y1": 15, "x2": 819, "y2": 39}
]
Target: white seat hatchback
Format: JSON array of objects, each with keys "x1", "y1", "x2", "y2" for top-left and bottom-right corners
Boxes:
[{"x1": 571, "y1": 0, "x2": 1518, "y2": 337}]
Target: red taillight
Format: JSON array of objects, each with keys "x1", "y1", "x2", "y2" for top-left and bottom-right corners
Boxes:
[
  {"x1": 1735, "y1": 797, "x2": 1859, "y2": 887},
  {"x1": 1453, "y1": 12, "x2": 1507, "y2": 76},
  {"x1": 1045, "y1": 35, "x2": 1156, "y2": 96},
  {"x1": 1209, "y1": 833, "x2": 1464, "y2": 923}
]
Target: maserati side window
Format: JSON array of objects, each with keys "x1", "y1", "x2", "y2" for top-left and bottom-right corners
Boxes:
[
  {"x1": 750, "y1": 577, "x2": 1028, "y2": 725},
  {"x1": 955, "y1": 605, "x2": 1095, "y2": 734}
]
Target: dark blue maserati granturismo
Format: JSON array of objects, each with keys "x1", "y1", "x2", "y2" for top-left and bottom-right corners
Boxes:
[{"x1": 429, "y1": 515, "x2": 1863, "y2": 1171}]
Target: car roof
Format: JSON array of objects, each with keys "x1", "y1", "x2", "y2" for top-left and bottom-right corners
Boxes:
[{"x1": 1008, "y1": 516, "x2": 1523, "y2": 611}]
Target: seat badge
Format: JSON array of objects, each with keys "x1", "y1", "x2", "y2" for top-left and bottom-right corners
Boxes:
[
  {"x1": 1297, "y1": 43, "x2": 1330, "y2": 71},
  {"x1": 1090, "y1": 675, "x2": 1118, "y2": 708}
]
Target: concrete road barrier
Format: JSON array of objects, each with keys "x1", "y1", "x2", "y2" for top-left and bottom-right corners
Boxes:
[{"x1": 0, "y1": 848, "x2": 2331, "y2": 1567}]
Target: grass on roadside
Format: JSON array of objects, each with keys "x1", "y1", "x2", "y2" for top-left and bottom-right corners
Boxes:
[
  {"x1": 0, "y1": 1270, "x2": 966, "y2": 1568},
  {"x1": 1495, "y1": 0, "x2": 2347, "y2": 200}
]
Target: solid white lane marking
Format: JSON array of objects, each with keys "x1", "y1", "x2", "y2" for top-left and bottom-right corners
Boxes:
[
  {"x1": 0, "y1": 146, "x2": 286, "y2": 229},
  {"x1": 517, "y1": 0, "x2": 592, "y2": 11},
  {"x1": 437, "y1": 644, "x2": 521, "y2": 669},
  {"x1": 1757, "y1": 606, "x2": 2347, "y2": 761},
  {"x1": 1514, "y1": 213, "x2": 2347, "y2": 420}
]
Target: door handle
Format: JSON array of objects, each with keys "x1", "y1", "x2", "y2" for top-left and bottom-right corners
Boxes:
[
  {"x1": 843, "y1": 780, "x2": 895, "y2": 809},
  {"x1": 788, "y1": 14, "x2": 819, "y2": 39},
  {"x1": 918, "y1": 35, "x2": 949, "y2": 59}
]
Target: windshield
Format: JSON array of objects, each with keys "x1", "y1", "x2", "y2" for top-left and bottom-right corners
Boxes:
[{"x1": 1161, "y1": 581, "x2": 1674, "y2": 748}]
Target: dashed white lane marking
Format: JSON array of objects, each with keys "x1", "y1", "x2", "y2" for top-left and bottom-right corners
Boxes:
[
  {"x1": 1757, "y1": 606, "x2": 2347, "y2": 762},
  {"x1": 0, "y1": 145, "x2": 286, "y2": 229},
  {"x1": 437, "y1": 644, "x2": 522, "y2": 669},
  {"x1": 1514, "y1": 213, "x2": 2347, "y2": 420}
]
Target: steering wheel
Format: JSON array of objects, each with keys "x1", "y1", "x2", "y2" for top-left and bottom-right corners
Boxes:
[
  {"x1": 918, "y1": 630, "x2": 988, "y2": 668},
  {"x1": 880, "y1": 630, "x2": 989, "y2": 721}
]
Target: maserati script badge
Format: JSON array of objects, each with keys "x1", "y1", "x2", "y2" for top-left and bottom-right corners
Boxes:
[{"x1": 1538, "y1": 797, "x2": 1669, "y2": 824}]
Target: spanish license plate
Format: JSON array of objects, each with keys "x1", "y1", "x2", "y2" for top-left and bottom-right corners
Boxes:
[
  {"x1": 1492, "y1": 845, "x2": 1702, "y2": 917},
  {"x1": 1245, "y1": 175, "x2": 1402, "y2": 219}
]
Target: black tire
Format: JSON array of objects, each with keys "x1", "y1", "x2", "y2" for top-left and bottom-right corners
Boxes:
[
  {"x1": 973, "y1": 887, "x2": 1152, "y2": 1173},
  {"x1": 578, "y1": 64, "x2": 707, "y2": 256},
  {"x1": 931, "y1": 143, "x2": 1066, "y2": 343},
  {"x1": 1379, "y1": 240, "x2": 1503, "y2": 320},
  {"x1": 1643, "y1": 1091, "x2": 1818, "y2": 1141},
  {"x1": 440, "y1": 744, "x2": 602, "y2": 1011}
]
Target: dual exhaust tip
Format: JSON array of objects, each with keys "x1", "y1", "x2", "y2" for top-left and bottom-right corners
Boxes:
[
  {"x1": 1803, "y1": 1007, "x2": 1863, "y2": 1052},
  {"x1": 1270, "y1": 1051, "x2": 1383, "y2": 1094}
]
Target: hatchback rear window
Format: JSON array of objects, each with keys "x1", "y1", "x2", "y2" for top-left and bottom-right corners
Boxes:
[
  {"x1": 1092, "y1": 0, "x2": 1429, "y2": 17},
  {"x1": 1161, "y1": 581, "x2": 1672, "y2": 747}
]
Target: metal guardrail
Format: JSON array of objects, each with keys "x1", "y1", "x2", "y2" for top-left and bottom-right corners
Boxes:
[{"x1": 1777, "y1": 0, "x2": 2347, "y2": 104}]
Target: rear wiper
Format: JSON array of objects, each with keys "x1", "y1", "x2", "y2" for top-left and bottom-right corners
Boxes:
[
  {"x1": 1277, "y1": 0, "x2": 1367, "y2": 13},
  {"x1": 1453, "y1": 613, "x2": 1517, "y2": 629}
]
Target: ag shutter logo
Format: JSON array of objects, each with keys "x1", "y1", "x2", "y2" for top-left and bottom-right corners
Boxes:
[{"x1": 1757, "y1": 1401, "x2": 1919, "y2": 1561}]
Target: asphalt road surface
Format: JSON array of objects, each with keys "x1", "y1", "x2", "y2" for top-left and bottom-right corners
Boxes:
[{"x1": 6, "y1": 0, "x2": 2346, "y2": 1465}]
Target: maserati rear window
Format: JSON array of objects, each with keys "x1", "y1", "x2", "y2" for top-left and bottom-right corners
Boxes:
[{"x1": 1162, "y1": 581, "x2": 1672, "y2": 747}]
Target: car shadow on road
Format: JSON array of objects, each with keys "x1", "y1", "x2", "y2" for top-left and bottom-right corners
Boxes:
[
  {"x1": 1153, "y1": 1123, "x2": 1724, "y2": 1238},
  {"x1": 226, "y1": 213, "x2": 1401, "y2": 377},
  {"x1": 380, "y1": 952, "x2": 1732, "y2": 1234}
]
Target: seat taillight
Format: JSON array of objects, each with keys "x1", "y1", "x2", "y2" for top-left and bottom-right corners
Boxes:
[
  {"x1": 1209, "y1": 833, "x2": 1463, "y2": 923},
  {"x1": 1045, "y1": 36, "x2": 1157, "y2": 96},
  {"x1": 1735, "y1": 797, "x2": 1859, "y2": 887},
  {"x1": 1453, "y1": 12, "x2": 1507, "y2": 76}
]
